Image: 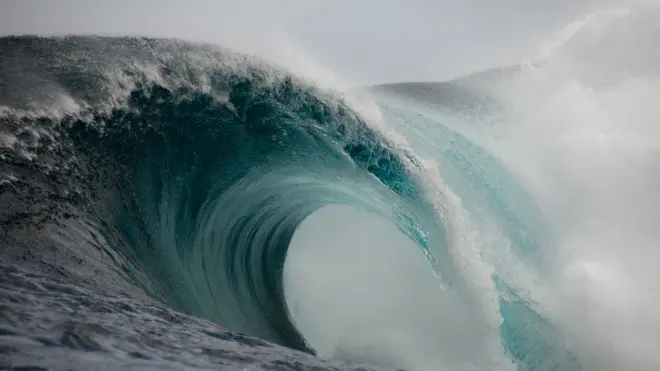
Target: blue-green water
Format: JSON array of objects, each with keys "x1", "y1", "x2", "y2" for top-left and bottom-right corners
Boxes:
[{"x1": 2, "y1": 15, "x2": 660, "y2": 370}]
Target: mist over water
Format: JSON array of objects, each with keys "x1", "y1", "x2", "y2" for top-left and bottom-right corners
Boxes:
[
  {"x1": 493, "y1": 9, "x2": 660, "y2": 370},
  {"x1": 282, "y1": 5, "x2": 660, "y2": 370}
]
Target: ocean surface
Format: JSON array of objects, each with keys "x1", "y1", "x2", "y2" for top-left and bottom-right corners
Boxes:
[{"x1": 2, "y1": 7, "x2": 660, "y2": 371}]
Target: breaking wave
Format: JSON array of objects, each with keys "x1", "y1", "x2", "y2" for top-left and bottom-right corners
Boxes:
[{"x1": 2, "y1": 6, "x2": 660, "y2": 371}]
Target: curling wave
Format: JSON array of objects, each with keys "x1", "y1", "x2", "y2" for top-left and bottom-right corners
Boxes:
[
  {"x1": 0, "y1": 36, "x2": 451, "y2": 369},
  {"x1": 3, "y1": 7, "x2": 660, "y2": 370}
]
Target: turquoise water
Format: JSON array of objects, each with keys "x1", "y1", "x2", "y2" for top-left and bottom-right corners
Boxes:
[{"x1": 2, "y1": 10, "x2": 660, "y2": 369}]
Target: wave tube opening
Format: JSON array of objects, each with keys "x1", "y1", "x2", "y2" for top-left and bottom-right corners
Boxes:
[{"x1": 284, "y1": 204, "x2": 514, "y2": 371}]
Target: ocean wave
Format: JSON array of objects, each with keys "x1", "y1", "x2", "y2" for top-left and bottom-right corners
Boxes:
[{"x1": 3, "y1": 7, "x2": 660, "y2": 369}]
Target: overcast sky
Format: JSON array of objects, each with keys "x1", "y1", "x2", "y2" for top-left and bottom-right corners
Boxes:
[{"x1": 0, "y1": 0, "x2": 636, "y2": 85}]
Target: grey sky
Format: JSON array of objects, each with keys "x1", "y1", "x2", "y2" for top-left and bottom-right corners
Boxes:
[{"x1": 0, "y1": 0, "x2": 632, "y2": 85}]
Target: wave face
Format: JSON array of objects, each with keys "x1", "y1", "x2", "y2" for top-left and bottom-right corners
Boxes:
[
  {"x1": 2, "y1": 7, "x2": 660, "y2": 371},
  {"x1": 0, "y1": 36, "x2": 443, "y2": 370}
]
